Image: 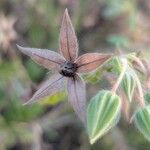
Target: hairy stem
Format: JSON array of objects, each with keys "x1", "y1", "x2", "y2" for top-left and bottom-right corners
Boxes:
[
  {"x1": 112, "y1": 58, "x2": 128, "y2": 94},
  {"x1": 134, "y1": 73, "x2": 145, "y2": 107}
]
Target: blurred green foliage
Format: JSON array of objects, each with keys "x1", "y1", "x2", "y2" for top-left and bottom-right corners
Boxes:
[
  {"x1": 144, "y1": 92, "x2": 150, "y2": 105},
  {"x1": 25, "y1": 59, "x2": 46, "y2": 82},
  {"x1": 107, "y1": 34, "x2": 130, "y2": 48},
  {"x1": 39, "y1": 91, "x2": 67, "y2": 106},
  {"x1": 82, "y1": 69, "x2": 103, "y2": 84},
  {"x1": 0, "y1": 0, "x2": 150, "y2": 149}
]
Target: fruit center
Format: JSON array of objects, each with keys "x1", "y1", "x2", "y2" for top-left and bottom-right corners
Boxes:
[{"x1": 59, "y1": 61, "x2": 77, "y2": 77}]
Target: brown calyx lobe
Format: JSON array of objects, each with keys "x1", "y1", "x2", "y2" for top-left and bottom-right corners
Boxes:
[{"x1": 59, "y1": 61, "x2": 77, "y2": 77}]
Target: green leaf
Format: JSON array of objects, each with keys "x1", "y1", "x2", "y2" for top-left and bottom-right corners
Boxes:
[
  {"x1": 87, "y1": 90, "x2": 121, "y2": 144},
  {"x1": 109, "y1": 57, "x2": 126, "y2": 74},
  {"x1": 134, "y1": 106, "x2": 150, "y2": 141},
  {"x1": 121, "y1": 72, "x2": 136, "y2": 102},
  {"x1": 144, "y1": 92, "x2": 150, "y2": 104},
  {"x1": 29, "y1": 23, "x2": 46, "y2": 47},
  {"x1": 82, "y1": 69, "x2": 102, "y2": 84},
  {"x1": 39, "y1": 91, "x2": 67, "y2": 106},
  {"x1": 127, "y1": 53, "x2": 146, "y2": 74},
  {"x1": 107, "y1": 35, "x2": 130, "y2": 48},
  {"x1": 3, "y1": 100, "x2": 43, "y2": 123},
  {"x1": 103, "y1": 0, "x2": 125, "y2": 18},
  {"x1": 25, "y1": 59, "x2": 46, "y2": 82}
]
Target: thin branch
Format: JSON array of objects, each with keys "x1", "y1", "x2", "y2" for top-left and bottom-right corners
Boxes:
[
  {"x1": 112, "y1": 59, "x2": 128, "y2": 94},
  {"x1": 134, "y1": 73, "x2": 145, "y2": 107}
]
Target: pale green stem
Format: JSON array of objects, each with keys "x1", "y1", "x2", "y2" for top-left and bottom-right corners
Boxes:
[
  {"x1": 112, "y1": 59, "x2": 128, "y2": 94},
  {"x1": 134, "y1": 73, "x2": 145, "y2": 107}
]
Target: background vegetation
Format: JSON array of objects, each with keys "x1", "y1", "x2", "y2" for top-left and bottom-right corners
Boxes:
[{"x1": 0, "y1": 0, "x2": 150, "y2": 149}]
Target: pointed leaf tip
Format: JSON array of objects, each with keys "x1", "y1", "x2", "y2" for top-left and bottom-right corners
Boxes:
[
  {"x1": 23, "y1": 74, "x2": 65, "y2": 105},
  {"x1": 16, "y1": 44, "x2": 24, "y2": 52},
  {"x1": 64, "y1": 8, "x2": 70, "y2": 20},
  {"x1": 64, "y1": 8, "x2": 69, "y2": 14},
  {"x1": 59, "y1": 8, "x2": 78, "y2": 61},
  {"x1": 16, "y1": 45, "x2": 65, "y2": 70},
  {"x1": 16, "y1": 44, "x2": 19, "y2": 48}
]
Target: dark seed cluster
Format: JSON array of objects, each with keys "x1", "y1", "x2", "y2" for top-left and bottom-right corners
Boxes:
[{"x1": 59, "y1": 61, "x2": 77, "y2": 77}]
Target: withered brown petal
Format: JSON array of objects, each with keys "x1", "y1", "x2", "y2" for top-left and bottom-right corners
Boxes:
[
  {"x1": 17, "y1": 45, "x2": 65, "y2": 70},
  {"x1": 75, "y1": 53, "x2": 111, "y2": 73},
  {"x1": 67, "y1": 74, "x2": 86, "y2": 123},
  {"x1": 23, "y1": 74, "x2": 65, "y2": 105},
  {"x1": 59, "y1": 8, "x2": 78, "y2": 61}
]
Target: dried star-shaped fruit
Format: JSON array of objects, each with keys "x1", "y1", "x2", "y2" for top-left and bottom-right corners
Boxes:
[{"x1": 17, "y1": 9, "x2": 111, "y2": 123}]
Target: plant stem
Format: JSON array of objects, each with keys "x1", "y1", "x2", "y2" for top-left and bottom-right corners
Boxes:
[
  {"x1": 134, "y1": 73, "x2": 145, "y2": 107},
  {"x1": 112, "y1": 58, "x2": 127, "y2": 94}
]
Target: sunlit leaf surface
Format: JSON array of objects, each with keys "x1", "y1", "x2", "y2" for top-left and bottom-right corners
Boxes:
[
  {"x1": 87, "y1": 90, "x2": 121, "y2": 144},
  {"x1": 134, "y1": 106, "x2": 150, "y2": 141},
  {"x1": 144, "y1": 92, "x2": 150, "y2": 104}
]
